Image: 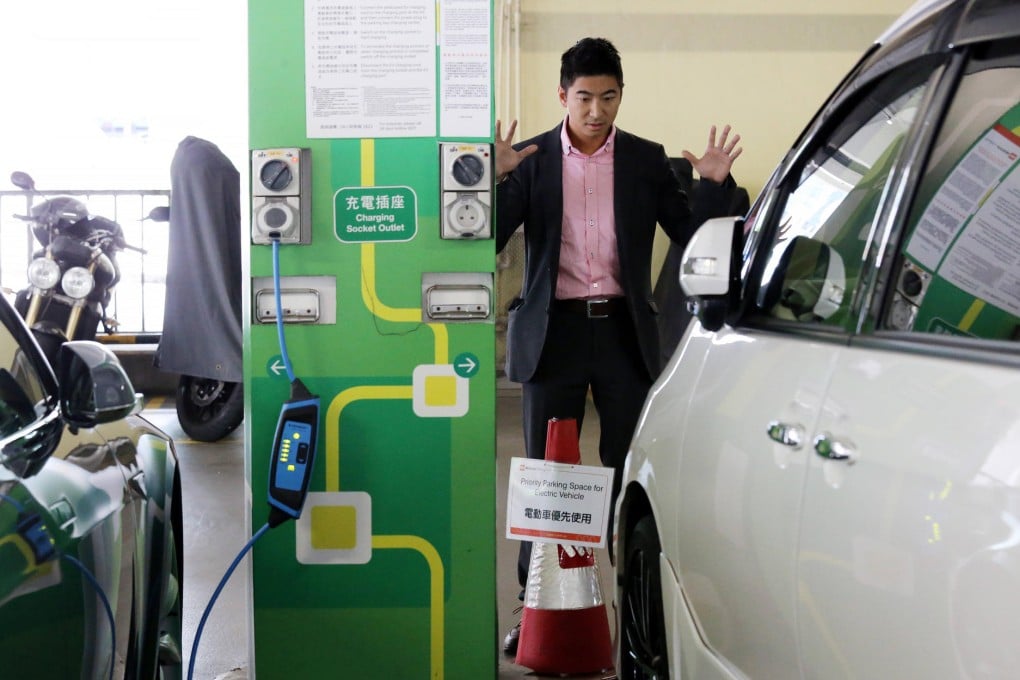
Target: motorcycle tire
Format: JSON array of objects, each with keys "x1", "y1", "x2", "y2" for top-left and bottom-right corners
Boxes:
[{"x1": 176, "y1": 376, "x2": 244, "y2": 442}]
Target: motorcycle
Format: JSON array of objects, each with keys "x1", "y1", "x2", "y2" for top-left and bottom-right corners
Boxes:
[{"x1": 9, "y1": 171, "x2": 143, "y2": 364}]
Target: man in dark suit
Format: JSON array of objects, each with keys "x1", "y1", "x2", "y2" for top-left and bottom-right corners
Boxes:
[{"x1": 495, "y1": 37, "x2": 742, "y2": 654}]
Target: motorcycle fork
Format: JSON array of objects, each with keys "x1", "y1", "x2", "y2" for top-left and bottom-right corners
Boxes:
[
  {"x1": 66, "y1": 303, "x2": 84, "y2": 339},
  {"x1": 64, "y1": 259, "x2": 101, "y2": 340},
  {"x1": 24, "y1": 290, "x2": 43, "y2": 327}
]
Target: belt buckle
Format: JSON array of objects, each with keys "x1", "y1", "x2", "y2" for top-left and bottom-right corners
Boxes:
[{"x1": 586, "y1": 298, "x2": 610, "y2": 319}]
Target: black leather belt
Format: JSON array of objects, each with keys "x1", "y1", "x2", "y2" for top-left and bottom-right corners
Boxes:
[{"x1": 553, "y1": 297, "x2": 627, "y2": 319}]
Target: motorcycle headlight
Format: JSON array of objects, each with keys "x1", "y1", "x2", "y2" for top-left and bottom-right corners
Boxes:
[
  {"x1": 61, "y1": 267, "x2": 95, "y2": 299},
  {"x1": 27, "y1": 258, "x2": 61, "y2": 290}
]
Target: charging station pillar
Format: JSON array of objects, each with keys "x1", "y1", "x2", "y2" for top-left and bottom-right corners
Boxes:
[{"x1": 246, "y1": 2, "x2": 496, "y2": 677}]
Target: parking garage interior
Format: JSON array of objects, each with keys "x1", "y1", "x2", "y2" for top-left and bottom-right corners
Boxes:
[{"x1": 0, "y1": 1, "x2": 929, "y2": 678}]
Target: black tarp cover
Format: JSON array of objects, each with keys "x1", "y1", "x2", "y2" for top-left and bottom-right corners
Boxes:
[{"x1": 154, "y1": 137, "x2": 242, "y2": 381}]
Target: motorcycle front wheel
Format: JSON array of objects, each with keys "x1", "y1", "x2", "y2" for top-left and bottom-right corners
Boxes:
[{"x1": 175, "y1": 376, "x2": 243, "y2": 442}]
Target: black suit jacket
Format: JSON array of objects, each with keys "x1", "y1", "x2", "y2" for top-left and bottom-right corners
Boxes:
[{"x1": 497, "y1": 123, "x2": 734, "y2": 383}]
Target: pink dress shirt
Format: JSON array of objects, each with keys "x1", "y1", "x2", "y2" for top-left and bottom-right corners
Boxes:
[{"x1": 555, "y1": 119, "x2": 624, "y2": 300}]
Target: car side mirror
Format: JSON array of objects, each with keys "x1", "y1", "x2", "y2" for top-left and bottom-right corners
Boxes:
[
  {"x1": 145, "y1": 205, "x2": 170, "y2": 223},
  {"x1": 764, "y1": 236, "x2": 847, "y2": 322},
  {"x1": 10, "y1": 171, "x2": 36, "y2": 192},
  {"x1": 57, "y1": 341, "x2": 142, "y2": 429},
  {"x1": 679, "y1": 216, "x2": 744, "y2": 332},
  {"x1": 0, "y1": 370, "x2": 63, "y2": 479}
]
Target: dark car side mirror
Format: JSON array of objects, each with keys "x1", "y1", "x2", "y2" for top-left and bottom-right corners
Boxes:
[
  {"x1": 9, "y1": 171, "x2": 36, "y2": 192},
  {"x1": 145, "y1": 205, "x2": 170, "y2": 223},
  {"x1": 0, "y1": 370, "x2": 63, "y2": 479},
  {"x1": 57, "y1": 342, "x2": 141, "y2": 429}
]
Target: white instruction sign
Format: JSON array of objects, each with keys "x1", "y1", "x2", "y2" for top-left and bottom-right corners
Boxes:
[
  {"x1": 907, "y1": 123, "x2": 1020, "y2": 270},
  {"x1": 505, "y1": 457, "x2": 614, "y2": 549},
  {"x1": 305, "y1": 0, "x2": 436, "y2": 138},
  {"x1": 438, "y1": 0, "x2": 492, "y2": 138},
  {"x1": 939, "y1": 164, "x2": 1020, "y2": 316}
]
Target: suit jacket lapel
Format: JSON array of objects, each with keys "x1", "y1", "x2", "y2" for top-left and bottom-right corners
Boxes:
[
  {"x1": 540, "y1": 125, "x2": 563, "y2": 240},
  {"x1": 613, "y1": 129, "x2": 636, "y2": 261}
]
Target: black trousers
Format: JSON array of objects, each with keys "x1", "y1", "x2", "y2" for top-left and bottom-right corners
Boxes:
[{"x1": 515, "y1": 300, "x2": 653, "y2": 588}]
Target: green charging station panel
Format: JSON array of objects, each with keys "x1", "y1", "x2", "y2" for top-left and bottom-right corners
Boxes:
[{"x1": 247, "y1": 2, "x2": 496, "y2": 677}]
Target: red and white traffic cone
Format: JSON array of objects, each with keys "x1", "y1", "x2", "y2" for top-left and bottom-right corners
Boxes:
[{"x1": 515, "y1": 417, "x2": 614, "y2": 675}]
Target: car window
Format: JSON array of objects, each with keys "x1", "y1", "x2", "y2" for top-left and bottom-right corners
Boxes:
[
  {"x1": 0, "y1": 315, "x2": 49, "y2": 439},
  {"x1": 887, "y1": 41, "x2": 1020, "y2": 341},
  {"x1": 750, "y1": 62, "x2": 935, "y2": 328}
]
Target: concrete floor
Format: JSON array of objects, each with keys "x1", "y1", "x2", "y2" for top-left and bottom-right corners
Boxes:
[{"x1": 140, "y1": 388, "x2": 617, "y2": 680}]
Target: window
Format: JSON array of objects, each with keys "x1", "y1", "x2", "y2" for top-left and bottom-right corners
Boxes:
[
  {"x1": 750, "y1": 63, "x2": 934, "y2": 328},
  {"x1": 889, "y1": 42, "x2": 1020, "y2": 342},
  {"x1": 0, "y1": 320, "x2": 48, "y2": 440}
]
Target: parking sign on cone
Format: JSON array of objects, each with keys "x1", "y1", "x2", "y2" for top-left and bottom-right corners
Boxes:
[{"x1": 515, "y1": 417, "x2": 614, "y2": 675}]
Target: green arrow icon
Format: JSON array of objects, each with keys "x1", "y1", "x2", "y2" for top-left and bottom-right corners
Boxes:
[{"x1": 453, "y1": 352, "x2": 479, "y2": 378}]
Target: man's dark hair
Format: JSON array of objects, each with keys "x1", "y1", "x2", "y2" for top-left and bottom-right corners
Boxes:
[{"x1": 560, "y1": 37, "x2": 623, "y2": 90}]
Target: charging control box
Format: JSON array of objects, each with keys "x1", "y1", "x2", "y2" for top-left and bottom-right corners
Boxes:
[{"x1": 268, "y1": 395, "x2": 320, "y2": 523}]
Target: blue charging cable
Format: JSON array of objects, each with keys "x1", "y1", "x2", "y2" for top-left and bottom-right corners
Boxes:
[
  {"x1": 272, "y1": 239, "x2": 296, "y2": 382},
  {"x1": 188, "y1": 234, "x2": 318, "y2": 679},
  {"x1": 63, "y1": 553, "x2": 117, "y2": 680},
  {"x1": 187, "y1": 522, "x2": 270, "y2": 680}
]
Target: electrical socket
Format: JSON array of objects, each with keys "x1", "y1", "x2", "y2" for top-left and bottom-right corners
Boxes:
[
  {"x1": 252, "y1": 196, "x2": 301, "y2": 243},
  {"x1": 441, "y1": 192, "x2": 490, "y2": 239},
  {"x1": 450, "y1": 197, "x2": 485, "y2": 233}
]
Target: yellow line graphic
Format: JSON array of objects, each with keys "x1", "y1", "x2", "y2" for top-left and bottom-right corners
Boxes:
[
  {"x1": 360, "y1": 242, "x2": 449, "y2": 364},
  {"x1": 325, "y1": 385, "x2": 413, "y2": 492},
  {"x1": 428, "y1": 323, "x2": 449, "y2": 365},
  {"x1": 318, "y1": 137, "x2": 448, "y2": 677},
  {"x1": 959, "y1": 299, "x2": 985, "y2": 331},
  {"x1": 360, "y1": 243, "x2": 421, "y2": 323},
  {"x1": 373, "y1": 534, "x2": 445, "y2": 679},
  {"x1": 361, "y1": 138, "x2": 375, "y2": 185},
  {"x1": 0, "y1": 534, "x2": 37, "y2": 574},
  {"x1": 358, "y1": 138, "x2": 448, "y2": 364}
]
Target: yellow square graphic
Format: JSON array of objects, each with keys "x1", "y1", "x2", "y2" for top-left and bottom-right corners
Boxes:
[
  {"x1": 310, "y1": 505, "x2": 357, "y2": 550},
  {"x1": 424, "y1": 375, "x2": 458, "y2": 406}
]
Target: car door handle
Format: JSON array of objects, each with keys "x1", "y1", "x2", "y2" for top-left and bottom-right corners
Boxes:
[
  {"x1": 813, "y1": 433, "x2": 857, "y2": 465},
  {"x1": 766, "y1": 421, "x2": 804, "y2": 448}
]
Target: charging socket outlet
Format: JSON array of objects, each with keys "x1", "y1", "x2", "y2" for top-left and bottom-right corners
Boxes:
[
  {"x1": 440, "y1": 142, "x2": 492, "y2": 240},
  {"x1": 251, "y1": 147, "x2": 312, "y2": 245},
  {"x1": 442, "y1": 192, "x2": 491, "y2": 239}
]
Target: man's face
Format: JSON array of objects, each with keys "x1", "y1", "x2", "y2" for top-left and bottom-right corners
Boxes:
[{"x1": 559, "y1": 75, "x2": 622, "y2": 152}]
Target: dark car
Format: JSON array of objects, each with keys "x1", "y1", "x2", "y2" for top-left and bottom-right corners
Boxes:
[{"x1": 0, "y1": 292, "x2": 181, "y2": 679}]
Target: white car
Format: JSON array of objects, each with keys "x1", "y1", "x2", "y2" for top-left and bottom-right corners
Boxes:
[{"x1": 613, "y1": 1, "x2": 1020, "y2": 678}]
